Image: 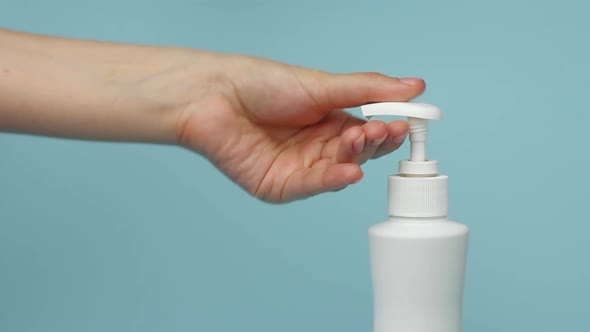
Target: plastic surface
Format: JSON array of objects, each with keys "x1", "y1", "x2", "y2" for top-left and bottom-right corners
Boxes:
[
  {"x1": 398, "y1": 160, "x2": 439, "y2": 176},
  {"x1": 388, "y1": 175, "x2": 448, "y2": 218},
  {"x1": 407, "y1": 117, "x2": 429, "y2": 162},
  {"x1": 361, "y1": 102, "x2": 442, "y2": 119},
  {"x1": 369, "y1": 218, "x2": 469, "y2": 332}
]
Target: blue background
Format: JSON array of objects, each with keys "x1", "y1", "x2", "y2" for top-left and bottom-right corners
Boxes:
[{"x1": 1, "y1": 0, "x2": 589, "y2": 331}]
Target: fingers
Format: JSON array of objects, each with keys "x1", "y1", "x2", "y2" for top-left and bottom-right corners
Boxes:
[
  {"x1": 278, "y1": 119, "x2": 407, "y2": 202},
  {"x1": 357, "y1": 120, "x2": 389, "y2": 162},
  {"x1": 372, "y1": 120, "x2": 409, "y2": 159},
  {"x1": 281, "y1": 163, "x2": 363, "y2": 201},
  {"x1": 335, "y1": 125, "x2": 365, "y2": 163},
  {"x1": 316, "y1": 71, "x2": 426, "y2": 111},
  {"x1": 336, "y1": 120, "x2": 408, "y2": 164}
]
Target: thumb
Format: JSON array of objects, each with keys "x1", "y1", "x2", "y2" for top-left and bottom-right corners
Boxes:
[{"x1": 312, "y1": 71, "x2": 426, "y2": 111}]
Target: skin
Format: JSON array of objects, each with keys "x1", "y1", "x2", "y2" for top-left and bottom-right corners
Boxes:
[{"x1": 0, "y1": 28, "x2": 426, "y2": 203}]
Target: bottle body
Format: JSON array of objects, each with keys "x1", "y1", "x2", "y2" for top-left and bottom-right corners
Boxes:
[{"x1": 369, "y1": 218, "x2": 469, "y2": 332}]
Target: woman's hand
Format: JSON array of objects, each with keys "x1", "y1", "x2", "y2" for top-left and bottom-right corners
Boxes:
[
  {"x1": 174, "y1": 54, "x2": 425, "y2": 202},
  {"x1": 0, "y1": 29, "x2": 425, "y2": 203}
]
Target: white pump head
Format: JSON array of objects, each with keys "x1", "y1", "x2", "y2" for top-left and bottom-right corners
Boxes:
[
  {"x1": 361, "y1": 102, "x2": 442, "y2": 177},
  {"x1": 361, "y1": 102, "x2": 447, "y2": 218}
]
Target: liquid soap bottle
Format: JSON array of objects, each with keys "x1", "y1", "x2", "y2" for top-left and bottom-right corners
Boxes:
[{"x1": 362, "y1": 102, "x2": 469, "y2": 332}]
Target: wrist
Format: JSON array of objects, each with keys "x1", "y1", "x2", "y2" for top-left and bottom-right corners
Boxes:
[{"x1": 166, "y1": 50, "x2": 236, "y2": 152}]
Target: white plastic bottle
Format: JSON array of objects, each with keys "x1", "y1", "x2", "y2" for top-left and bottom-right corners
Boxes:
[{"x1": 361, "y1": 102, "x2": 469, "y2": 332}]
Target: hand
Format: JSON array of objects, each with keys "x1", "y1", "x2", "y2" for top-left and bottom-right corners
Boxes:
[
  {"x1": 0, "y1": 29, "x2": 425, "y2": 203},
  {"x1": 175, "y1": 54, "x2": 425, "y2": 203}
]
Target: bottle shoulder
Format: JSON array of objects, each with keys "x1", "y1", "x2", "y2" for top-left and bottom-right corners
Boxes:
[{"x1": 369, "y1": 219, "x2": 469, "y2": 239}]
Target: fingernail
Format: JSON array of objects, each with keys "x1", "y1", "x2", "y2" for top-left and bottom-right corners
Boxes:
[
  {"x1": 400, "y1": 77, "x2": 423, "y2": 86},
  {"x1": 393, "y1": 134, "x2": 407, "y2": 144},
  {"x1": 370, "y1": 134, "x2": 388, "y2": 147},
  {"x1": 353, "y1": 133, "x2": 365, "y2": 154}
]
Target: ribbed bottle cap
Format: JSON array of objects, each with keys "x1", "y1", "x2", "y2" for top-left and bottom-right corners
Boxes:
[{"x1": 388, "y1": 175, "x2": 448, "y2": 218}]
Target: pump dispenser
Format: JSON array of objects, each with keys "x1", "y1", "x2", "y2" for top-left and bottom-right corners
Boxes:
[{"x1": 362, "y1": 102, "x2": 469, "y2": 332}]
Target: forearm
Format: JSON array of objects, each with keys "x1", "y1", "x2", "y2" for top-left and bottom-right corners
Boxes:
[{"x1": 0, "y1": 28, "x2": 185, "y2": 143}]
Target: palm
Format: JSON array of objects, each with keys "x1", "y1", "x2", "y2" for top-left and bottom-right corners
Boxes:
[{"x1": 237, "y1": 109, "x2": 366, "y2": 202}]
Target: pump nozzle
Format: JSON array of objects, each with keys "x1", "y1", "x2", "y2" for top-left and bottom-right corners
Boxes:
[{"x1": 360, "y1": 102, "x2": 442, "y2": 176}]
